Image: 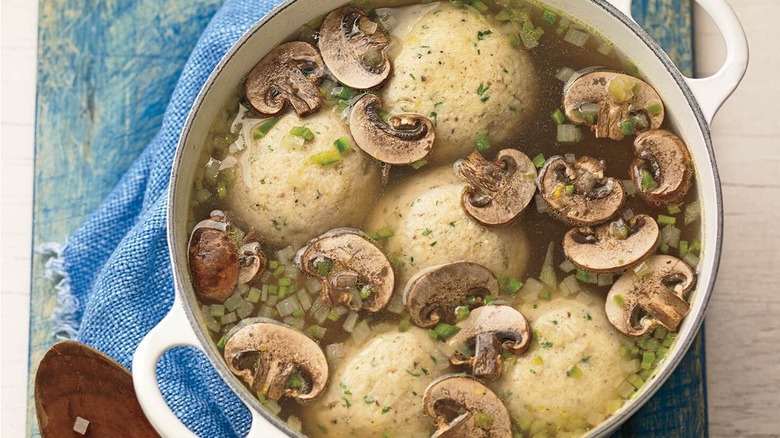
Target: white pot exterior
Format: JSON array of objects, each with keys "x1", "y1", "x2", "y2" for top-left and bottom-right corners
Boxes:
[{"x1": 132, "y1": 1, "x2": 748, "y2": 437}]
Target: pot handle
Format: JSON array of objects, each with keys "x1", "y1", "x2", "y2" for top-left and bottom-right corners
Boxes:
[
  {"x1": 132, "y1": 295, "x2": 287, "y2": 438},
  {"x1": 683, "y1": 0, "x2": 749, "y2": 124}
]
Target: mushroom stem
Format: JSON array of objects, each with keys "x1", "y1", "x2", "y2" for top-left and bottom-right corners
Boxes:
[
  {"x1": 433, "y1": 412, "x2": 471, "y2": 438},
  {"x1": 454, "y1": 152, "x2": 506, "y2": 195},
  {"x1": 472, "y1": 332, "x2": 503, "y2": 379},
  {"x1": 643, "y1": 289, "x2": 690, "y2": 331},
  {"x1": 257, "y1": 360, "x2": 295, "y2": 401}
]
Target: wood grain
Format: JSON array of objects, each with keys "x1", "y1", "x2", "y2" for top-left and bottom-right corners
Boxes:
[{"x1": 27, "y1": 0, "x2": 707, "y2": 437}]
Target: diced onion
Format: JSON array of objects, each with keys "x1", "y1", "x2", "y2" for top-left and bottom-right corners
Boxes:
[
  {"x1": 204, "y1": 158, "x2": 221, "y2": 186},
  {"x1": 276, "y1": 296, "x2": 301, "y2": 317},
  {"x1": 597, "y1": 41, "x2": 613, "y2": 56},
  {"x1": 386, "y1": 293, "x2": 405, "y2": 314},
  {"x1": 283, "y1": 316, "x2": 305, "y2": 331},
  {"x1": 555, "y1": 67, "x2": 577, "y2": 83},
  {"x1": 617, "y1": 381, "x2": 636, "y2": 399},
  {"x1": 281, "y1": 132, "x2": 305, "y2": 150},
  {"x1": 559, "y1": 259, "x2": 576, "y2": 273},
  {"x1": 259, "y1": 305, "x2": 275, "y2": 318},
  {"x1": 560, "y1": 274, "x2": 581, "y2": 297},
  {"x1": 436, "y1": 341, "x2": 457, "y2": 358},
  {"x1": 597, "y1": 273, "x2": 614, "y2": 287},
  {"x1": 564, "y1": 28, "x2": 590, "y2": 47},
  {"x1": 266, "y1": 295, "x2": 279, "y2": 307},
  {"x1": 625, "y1": 359, "x2": 641, "y2": 373},
  {"x1": 557, "y1": 124, "x2": 583, "y2": 143},
  {"x1": 430, "y1": 349, "x2": 451, "y2": 370},
  {"x1": 287, "y1": 416, "x2": 303, "y2": 433},
  {"x1": 622, "y1": 180, "x2": 637, "y2": 196},
  {"x1": 575, "y1": 291, "x2": 595, "y2": 305},
  {"x1": 306, "y1": 277, "x2": 323, "y2": 294},
  {"x1": 219, "y1": 155, "x2": 238, "y2": 170},
  {"x1": 352, "y1": 320, "x2": 372, "y2": 345},
  {"x1": 325, "y1": 343, "x2": 346, "y2": 360},
  {"x1": 535, "y1": 194, "x2": 550, "y2": 214},
  {"x1": 276, "y1": 246, "x2": 296, "y2": 264},
  {"x1": 564, "y1": 153, "x2": 576, "y2": 164},
  {"x1": 684, "y1": 201, "x2": 701, "y2": 225},
  {"x1": 236, "y1": 301, "x2": 255, "y2": 319},
  {"x1": 586, "y1": 412, "x2": 606, "y2": 427},
  {"x1": 682, "y1": 252, "x2": 700, "y2": 268},
  {"x1": 603, "y1": 399, "x2": 624, "y2": 415},
  {"x1": 313, "y1": 303, "x2": 330, "y2": 324},
  {"x1": 518, "y1": 278, "x2": 545, "y2": 302},
  {"x1": 343, "y1": 312, "x2": 360, "y2": 333},
  {"x1": 296, "y1": 289, "x2": 312, "y2": 311},
  {"x1": 264, "y1": 399, "x2": 282, "y2": 415},
  {"x1": 73, "y1": 416, "x2": 90, "y2": 435}
]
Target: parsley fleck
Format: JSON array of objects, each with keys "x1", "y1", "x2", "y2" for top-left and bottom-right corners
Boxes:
[
  {"x1": 541, "y1": 341, "x2": 554, "y2": 349},
  {"x1": 422, "y1": 228, "x2": 432, "y2": 236},
  {"x1": 382, "y1": 406, "x2": 392, "y2": 414},
  {"x1": 477, "y1": 30, "x2": 492, "y2": 40}
]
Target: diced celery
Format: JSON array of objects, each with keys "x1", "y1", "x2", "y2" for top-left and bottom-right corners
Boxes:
[
  {"x1": 541, "y1": 9, "x2": 558, "y2": 25},
  {"x1": 551, "y1": 108, "x2": 566, "y2": 125},
  {"x1": 475, "y1": 133, "x2": 491, "y2": 152},
  {"x1": 532, "y1": 154, "x2": 546, "y2": 168},
  {"x1": 309, "y1": 150, "x2": 342, "y2": 166}
]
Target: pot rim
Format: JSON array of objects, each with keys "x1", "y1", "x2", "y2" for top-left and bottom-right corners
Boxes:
[{"x1": 165, "y1": 1, "x2": 724, "y2": 436}]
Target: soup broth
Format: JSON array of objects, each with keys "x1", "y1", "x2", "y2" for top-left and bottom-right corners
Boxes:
[{"x1": 187, "y1": 1, "x2": 703, "y2": 436}]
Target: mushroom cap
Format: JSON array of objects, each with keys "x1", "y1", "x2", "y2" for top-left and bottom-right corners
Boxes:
[
  {"x1": 536, "y1": 155, "x2": 625, "y2": 226},
  {"x1": 563, "y1": 214, "x2": 660, "y2": 273},
  {"x1": 564, "y1": 70, "x2": 664, "y2": 140},
  {"x1": 606, "y1": 255, "x2": 696, "y2": 337},
  {"x1": 403, "y1": 262, "x2": 499, "y2": 328},
  {"x1": 237, "y1": 241, "x2": 267, "y2": 285},
  {"x1": 423, "y1": 374, "x2": 512, "y2": 438},
  {"x1": 295, "y1": 228, "x2": 395, "y2": 312},
  {"x1": 243, "y1": 41, "x2": 325, "y2": 117},
  {"x1": 631, "y1": 129, "x2": 694, "y2": 207},
  {"x1": 188, "y1": 213, "x2": 238, "y2": 303},
  {"x1": 448, "y1": 305, "x2": 532, "y2": 379},
  {"x1": 349, "y1": 93, "x2": 435, "y2": 164},
  {"x1": 454, "y1": 149, "x2": 538, "y2": 227},
  {"x1": 223, "y1": 318, "x2": 328, "y2": 401},
  {"x1": 319, "y1": 6, "x2": 391, "y2": 89}
]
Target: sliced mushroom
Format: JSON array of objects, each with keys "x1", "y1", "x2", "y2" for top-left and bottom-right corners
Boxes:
[
  {"x1": 349, "y1": 94, "x2": 435, "y2": 165},
  {"x1": 294, "y1": 228, "x2": 394, "y2": 312},
  {"x1": 189, "y1": 211, "x2": 266, "y2": 303},
  {"x1": 189, "y1": 211, "x2": 238, "y2": 303},
  {"x1": 244, "y1": 41, "x2": 325, "y2": 117},
  {"x1": 403, "y1": 262, "x2": 499, "y2": 328},
  {"x1": 631, "y1": 129, "x2": 694, "y2": 206},
  {"x1": 564, "y1": 70, "x2": 664, "y2": 140},
  {"x1": 319, "y1": 6, "x2": 391, "y2": 90},
  {"x1": 453, "y1": 150, "x2": 537, "y2": 227},
  {"x1": 537, "y1": 156, "x2": 626, "y2": 226},
  {"x1": 606, "y1": 255, "x2": 696, "y2": 337},
  {"x1": 563, "y1": 214, "x2": 660, "y2": 273},
  {"x1": 423, "y1": 375, "x2": 512, "y2": 438},
  {"x1": 223, "y1": 318, "x2": 328, "y2": 401},
  {"x1": 447, "y1": 306, "x2": 531, "y2": 380}
]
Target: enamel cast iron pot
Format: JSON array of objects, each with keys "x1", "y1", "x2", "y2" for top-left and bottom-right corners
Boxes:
[{"x1": 132, "y1": 0, "x2": 749, "y2": 436}]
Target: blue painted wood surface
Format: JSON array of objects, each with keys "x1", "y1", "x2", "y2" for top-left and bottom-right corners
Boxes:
[{"x1": 28, "y1": 0, "x2": 703, "y2": 436}]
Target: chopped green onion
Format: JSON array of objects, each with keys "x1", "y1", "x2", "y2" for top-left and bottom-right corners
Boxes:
[
  {"x1": 432, "y1": 323, "x2": 461, "y2": 340},
  {"x1": 411, "y1": 159, "x2": 428, "y2": 170},
  {"x1": 532, "y1": 355, "x2": 544, "y2": 366},
  {"x1": 576, "y1": 269, "x2": 598, "y2": 284},
  {"x1": 466, "y1": 295, "x2": 478, "y2": 305},
  {"x1": 608, "y1": 77, "x2": 635, "y2": 103},
  {"x1": 660, "y1": 243, "x2": 670, "y2": 254},
  {"x1": 641, "y1": 351, "x2": 656, "y2": 369},
  {"x1": 334, "y1": 137, "x2": 351, "y2": 153},
  {"x1": 309, "y1": 150, "x2": 342, "y2": 166},
  {"x1": 657, "y1": 215, "x2": 677, "y2": 226},
  {"x1": 619, "y1": 119, "x2": 636, "y2": 136},
  {"x1": 273, "y1": 265, "x2": 285, "y2": 277},
  {"x1": 306, "y1": 325, "x2": 327, "y2": 339},
  {"x1": 268, "y1": 260, "x2": 279, "y2": 269},
  {"x1": 541, "y1": 9, "x2": 558, "y2": 25},
  {"x1": 495, "y1": 8, "x2": 513, "y2": 21},
  {"x1": 624, "y1": 60, "x2": 640, "y2": 76},
  {"x1": 315, "y1": 260, "x2": 333, "y2": 276},
  {"x1": 667, "y1": 204, "x2": 682, "y2": 215},
  {"x1": 216, "y1": 335, "x2": 227, "y2": 349},
  {"x1": 679, "y1": 240, "x2": 689, "y2": 257},
  {"x1": 368, "y1": 227, "x2": 394, "y2": 239},
  {"x1": 399, "y1": 317, "x2": 410, "y2": 333},
  {"x1": 278, "y1": 277, "x2": 292, "y2": 287},
  {"x1": 286, "y1": 372, "x2": 303, "y2": 389},
  {"x1": 504, "y1": 278, "x2": 524, "y2": 294},
  {"x1": 685, "y1": 201, "x2": 701, "y2": 225},
  {"x1": 532, "y1": 154, "x2": 546, "y2": 168},
  {"x1": 290, "y1": 126, "x2": 314, "y2": 141},
  {"x1": 565, "y1": 185, "x2": 575, "y2": 196},
  {"x1": 641, "y1": 169, "x2": 658, "y2": 191},
  {"x1": 627, "y1": 374, "x2": 645, "y2": 389},
  {"x1": 330, "y1": 86, "x2": 358, "y2": 100},
  {"x1": 216, "y1": 179, "x2": 228, "y2": 199},
  {"x1": 473, "y1": 412, "x2": 494, "y2": 429},
  {"x1": 613, "y1": 294, "x2": 626, "y2": 307},
  {"x1": 455, "y1": 306, "x2": 470, "y2": 321},
  {"x1": 646, "y1": 103, "x2": 663, "y2": 116},
  {"x1": 539, "y1": 289, "x2": 552, "y2": 301},
  {"x1": 292, "y1": 308, "x2": 304, "y2": 318},
  {"x1": 551, "y1": 108, "x2": 566, "y2": 125},
  {"x1": 252, "y1": 117, "x2": 280, "y2": 140},
  {"x1": 359, "y1": 285, "x2": 374, "y2": 300},
  {"x1": 691, "y1": 240, "x2": 702, "y2": 253},
  {"x1": 567, "y1": 364, "x2": 583, "y2": 379},
  {"x1": 475, "y1": 134, "x2": 491, "y2": 152}
]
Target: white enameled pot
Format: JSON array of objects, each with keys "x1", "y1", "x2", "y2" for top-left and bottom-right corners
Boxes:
[{"x1": 132, "y1": 0, "x2": 748, "y2": 436}]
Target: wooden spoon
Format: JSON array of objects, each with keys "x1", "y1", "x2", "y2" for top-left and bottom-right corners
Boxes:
[{"x1": 34, "y1": 340, "x2": 159, "y2": 437}]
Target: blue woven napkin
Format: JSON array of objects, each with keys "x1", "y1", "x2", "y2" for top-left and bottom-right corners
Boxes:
[{"x1": 52, "y1": 1, "x2": 284, "y2": 436}]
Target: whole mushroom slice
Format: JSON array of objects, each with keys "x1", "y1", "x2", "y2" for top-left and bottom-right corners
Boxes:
[
  {"x1": 319, "y1": 6, "x2": 391, "y2": 89},
  {"x1": 403, "y1": 262, "x2": 499, "y2": 328},
  {"x1": 423, "y1": 375, "x2": 512, "y2": 438},
  {"x1": 537, "y1": 156, "x2": 626, "y2": 226},
  {"x1": 631, "y1": 129, "x2": 694, "y2": 206},
  {"x1": 223, "y1": 318, "x2": 328, "y2": 401},
  {"x1": 294, "y1": 228, "x2": 394, "y2": 312},
  {"x1": 349, "y1": 93, "x2": 435, "y2": 164},
  {"x1": 454, "y1": 149, "x2": 537, "y2": 227},
  {"x1": 606, "y1": 255, "x2": 696, "y2": 337},
  {"x1": 563, "y1": 214, "x2": 660, "y2": 273},
  {"x1": 447, "y1": 306, "x2": 532, "y2": 380},
  {"x1": 564, "y1": 70, "x2": 664, "y2": 140},
  {"x1": 244, "y1": 41, "x2": 326, "y2": 117},
  {"x1": 189, "y1": 211, "x2": 266, "y2": 303}
]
